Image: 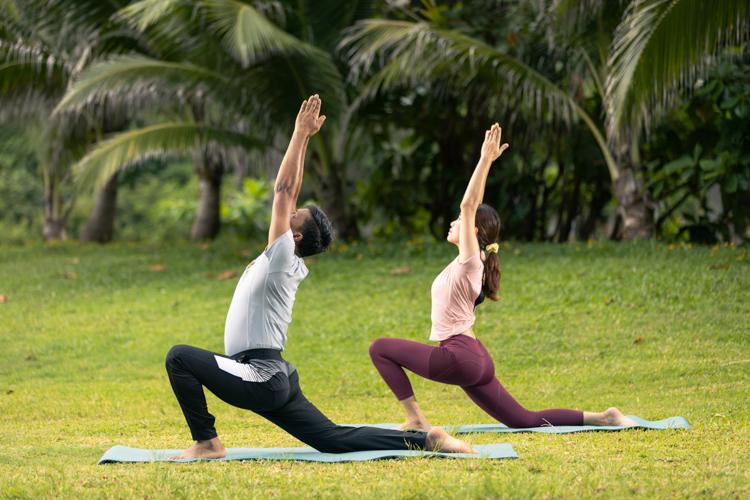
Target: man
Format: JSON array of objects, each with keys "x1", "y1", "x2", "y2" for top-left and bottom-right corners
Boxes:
[{"x1": 165, "y1": 95, "x2": 472, "y2": 459}]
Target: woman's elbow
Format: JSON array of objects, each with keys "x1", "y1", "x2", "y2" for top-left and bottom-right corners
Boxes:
[{"x1": 460, "y1": 201, "x2": 478, "y2": 213}]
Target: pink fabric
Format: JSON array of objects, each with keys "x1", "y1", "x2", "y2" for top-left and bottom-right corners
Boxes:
[
  {"x1": 369, "y1": 336, "x2": 584, "y2": 427},
  {"x1": 429, "y1": 253, "x2": 483, "y2": 341}
]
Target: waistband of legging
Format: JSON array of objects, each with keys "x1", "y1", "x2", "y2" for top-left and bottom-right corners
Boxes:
[
  {"x1": 439, "y1": 333, "x2": 481, "y2": 347},
  {"x1": 233, "y1": 348, "x2": 283, "y2": 361}
]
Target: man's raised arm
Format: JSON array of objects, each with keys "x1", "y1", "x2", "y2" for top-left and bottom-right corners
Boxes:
[{"x1": 268, "y1": 94, "x2": 326, "y2": 246}]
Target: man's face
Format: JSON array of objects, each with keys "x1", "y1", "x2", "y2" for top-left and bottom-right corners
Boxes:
[{"x1": 290, "y1": 208, "x2": 311, "y2": 234}]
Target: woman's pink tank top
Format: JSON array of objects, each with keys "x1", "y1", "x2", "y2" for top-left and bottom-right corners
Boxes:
[{"x1": 429, "y1": 253, "x2": 483, "y2": 341}]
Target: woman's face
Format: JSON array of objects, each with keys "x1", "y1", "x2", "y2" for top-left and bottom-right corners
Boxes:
[{"x1": 447, "y1": 216, "x2": 461, "y2": 245}]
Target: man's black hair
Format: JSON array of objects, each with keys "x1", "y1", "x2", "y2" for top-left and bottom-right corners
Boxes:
[{"x1": 297, "y1": 204, "x2": 333, "y2": 257}]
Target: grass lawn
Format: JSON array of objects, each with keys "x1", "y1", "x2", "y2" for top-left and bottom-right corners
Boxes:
[{"x1": 1, "y1": 239, "x2": 748, "y2": 498}]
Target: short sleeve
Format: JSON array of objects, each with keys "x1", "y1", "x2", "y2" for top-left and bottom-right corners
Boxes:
[
  {"x1": 456, "y1": 253, "x2": 483, "y2": 273},
  {"x1": 266, "y1": 230, "x2": 296, "y2": 273}
]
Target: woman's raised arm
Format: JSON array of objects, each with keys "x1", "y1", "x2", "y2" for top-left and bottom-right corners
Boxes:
[{"x1": 458, "y1": 123, "x2": 509, "y2": 260}]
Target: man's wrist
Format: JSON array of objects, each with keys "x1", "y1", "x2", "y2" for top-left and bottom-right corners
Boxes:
[{"x1": 292, "y1": 127, "x2": 311, "y2": 139}]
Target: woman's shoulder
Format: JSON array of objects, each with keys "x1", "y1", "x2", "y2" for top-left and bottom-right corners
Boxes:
[{"x1": 455, "y1": 252, "x2": 483, "y2": 271}]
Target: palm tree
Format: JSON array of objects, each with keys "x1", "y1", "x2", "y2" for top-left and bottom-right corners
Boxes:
[
  {"x1": 0, "y1": 0, "x2": 135, "y2": 241},
  {"x1": 341, "y1": 0, "x2": 750, "y2": 239},
  {"x1": 602, "y1": 0, "x2": 749, "y2": 238},
  {"x1": 59, "y1": 0, "x2": 373, "y2": 240}
]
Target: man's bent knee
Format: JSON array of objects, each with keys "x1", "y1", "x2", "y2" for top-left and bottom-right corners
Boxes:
[{"x1": 165, "y1": 344, "x2": 190, "y2": 368}]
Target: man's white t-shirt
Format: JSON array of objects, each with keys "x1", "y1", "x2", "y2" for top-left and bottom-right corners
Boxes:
[{"x1": 223, "y1": 230, "x2": 308, "y2": 356}]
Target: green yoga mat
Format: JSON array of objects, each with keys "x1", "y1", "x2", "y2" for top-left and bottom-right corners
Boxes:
[
  {"x1": 97, "y1": 443, "x2": 517, "y2": 464},
  {"x1": 349, "y1": 416, "x2": 690, "y2": 434}
]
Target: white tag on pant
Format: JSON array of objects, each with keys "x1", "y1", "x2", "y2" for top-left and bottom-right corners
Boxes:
[{"x1": 215, "y1": 355, "x2": 271, "y2": 383}]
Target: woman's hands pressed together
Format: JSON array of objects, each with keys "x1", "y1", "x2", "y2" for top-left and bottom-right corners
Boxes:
[{"x1": 480, "y1": 123, "x2": 509, "y2": 163}]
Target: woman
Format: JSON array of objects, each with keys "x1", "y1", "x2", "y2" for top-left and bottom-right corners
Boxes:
[{"x1": 369, "y1": 123, "x2": 636, "y2": 431}]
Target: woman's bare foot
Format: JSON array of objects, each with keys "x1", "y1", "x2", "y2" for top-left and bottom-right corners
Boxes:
[
  {"x1": 585, "y1": 407, "x2": 638, "y2": 427},
  {"x1": 399, "y1": 418, "x2": 431, "y2": 432},
  {"x1": 602, "y1": 407, "x2": 638, "y2": 427},
  {"x1": 426, "y1": 427, "x2": 476, "y2": 454},
  {"x1": 169, "y1": 437, "x2": 227, "y2": 460}
]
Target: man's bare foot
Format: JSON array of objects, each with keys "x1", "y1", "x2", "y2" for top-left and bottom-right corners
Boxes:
[
  {"x1": 399, "y1": 418, "x2": 431, "y2": 432},
  {"x1": 601, "y1": 407, "x2": 638, "y2": 427},
  {"x1": 426, "y1": 427, "x2": 476, "y2": 454},
  {"x1": 169, "y1": 437, "x2": 227, "y2": 460}
]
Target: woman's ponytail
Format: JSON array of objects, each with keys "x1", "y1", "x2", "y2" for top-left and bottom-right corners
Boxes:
[
  {"x1": 475, "y1": 204, "x2": 502, "y2": 302},
  {"x1": 482, "y1": 248, "x2": 501, "y2": 301}
]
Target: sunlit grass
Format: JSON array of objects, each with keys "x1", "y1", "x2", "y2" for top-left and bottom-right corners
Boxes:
[{"x1": 1, "y1": 240, "x2": 748, "y2": 498}]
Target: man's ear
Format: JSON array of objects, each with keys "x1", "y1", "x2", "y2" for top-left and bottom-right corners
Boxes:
[{"x1": 293, "y1": 231, "x2": 303, "y2": 242}]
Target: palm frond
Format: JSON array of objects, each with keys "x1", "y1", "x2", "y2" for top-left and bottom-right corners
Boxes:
[
  {"x1": 200, "y1": 0, "x2": 313, "y2": 67},
  {"x1": 118, "y1": 0, "x2": 188, "y2": 32},
  {"x1": 73, "y1": 121, "x2": 262, "y2": 189},
  {"x1": 236, "y1": 49, "x2": 347, "y2": 122},
  {"x1": 0, "y1": 50, "x2": 67, "y2": 95},
  {"x1": 550, "y1": 0, "x2": 621, "y2": 35},
  {"x1": 117, "y1": 0, "x2": 206, "y2": 59},
  {"x1": 605, "y1": 0, "x2": 750, "y2": 144},
  {"x1": 55, "y1": 55, "x2": 232, "y2": 114},
  {"x1": 296, "y1": 0, "x2": 373, "y2": 51},
  {"x1": 341, "y1": 19, "x2": 620, "y2": 180}
]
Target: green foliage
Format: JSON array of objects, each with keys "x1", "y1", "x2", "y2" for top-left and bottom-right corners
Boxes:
[
  {"x1": 2, "y1": 0, "x2": 749, "y2": 243},
  {"x1": 107, "y1": 159, "x2": 197, "y2": 241},
  {"x1": 643, "y1": 57, "x2": 750, "y2": 242},
  {"x1": 0, "y1": 127, "x2": 41, "y2": 242},
  {"x1": 605, "y1": 0, "x2": 750, "y2": 143},
  {"x1": 220, "y1": 176, "x2": 272, "y2": 239},
  {"x1": 0, "y1": 241, "x2": 748, "y2": 496},
  {"x1": 72, "y1": 121, "x2": 262, "y2": 190}
]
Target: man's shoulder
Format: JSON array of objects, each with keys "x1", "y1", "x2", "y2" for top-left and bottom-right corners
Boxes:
[{"x1": 266, "y1": 230, "x2": 294, "y2": 255}]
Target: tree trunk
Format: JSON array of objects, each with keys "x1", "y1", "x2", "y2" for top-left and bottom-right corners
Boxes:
[
  {"x1": 42, "y1": 174, "x2": 67, "y2": 241},
  {"x1": 191, "y1": 166, "x2": 222, "y2": 241},
  {"x1": 80, "y1": 173, "x2": 118, "y2": 243},
  {"x1": 80, "y1": 107, "x2": 128, "y2": 243},
  {"x1": 318, "y1": 161, "x2": 360, "y2": 241},
  {"x1": 191, "y1": 144, "x2": 223, "y2": 241},
  {"x1": 189, "y1": 99, "x2": 224, "y2": 241},
  {"x1": 43, "y1": 217, "x2": 67, "y2": 241},
  {"x1": 613, "y1": 161, "x2": 654, "y2": 240},
  {"x1": 579, "y1": 175, "x2": 608, "y2": 240},
  {"x1": 558, "y1": 175, "x2": 581, "y2": 242}
]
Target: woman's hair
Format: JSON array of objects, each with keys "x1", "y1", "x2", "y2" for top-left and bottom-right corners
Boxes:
[{"x1": 475, "y1": 203, "x2": 501, "y2": 302}]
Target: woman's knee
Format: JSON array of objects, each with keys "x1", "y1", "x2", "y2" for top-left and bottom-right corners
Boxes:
[{"x1": 368, "y1": 337, "x2": 392, "y2": 360}]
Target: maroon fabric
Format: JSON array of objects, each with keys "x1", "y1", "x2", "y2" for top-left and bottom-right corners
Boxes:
[{"x1": 369, "y1": 335, "x2": 583, "y2": 428}]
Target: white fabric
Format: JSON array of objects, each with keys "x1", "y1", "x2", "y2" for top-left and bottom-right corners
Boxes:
[
  {"x1": 214, "y1": 355, "x2": 277, "y2": 383},
  {"x1": 223, "y1": 230, "x2": 308, "y2": 356}
]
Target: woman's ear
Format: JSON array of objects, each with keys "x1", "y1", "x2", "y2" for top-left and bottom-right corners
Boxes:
[{"x1": 293, "y1": 232, "x2": 303, "y2": 242}]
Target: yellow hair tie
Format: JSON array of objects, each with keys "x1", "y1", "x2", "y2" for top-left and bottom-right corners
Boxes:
[{"x1": 485, "y1": 243, "x2": 499, "y2": 254}]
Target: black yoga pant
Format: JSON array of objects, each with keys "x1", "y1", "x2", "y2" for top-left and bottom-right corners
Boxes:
[{"x1": 165, "y1": 344, "x2": 427, "y2": 453}]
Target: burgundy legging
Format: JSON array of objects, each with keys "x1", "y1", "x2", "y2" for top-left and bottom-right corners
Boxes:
[{"x1": 369, "y1": 334, "x2": 583, "y2": 428}]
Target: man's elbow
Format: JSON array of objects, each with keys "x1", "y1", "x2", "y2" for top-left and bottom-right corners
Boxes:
[{"x1": 274, "y1": 177, "x2": 297, "y2": 196}]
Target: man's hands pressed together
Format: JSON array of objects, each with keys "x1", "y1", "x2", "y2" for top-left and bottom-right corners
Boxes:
[{"x1": 295, "y1": 94, "x2": 326, "y2": 137}]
